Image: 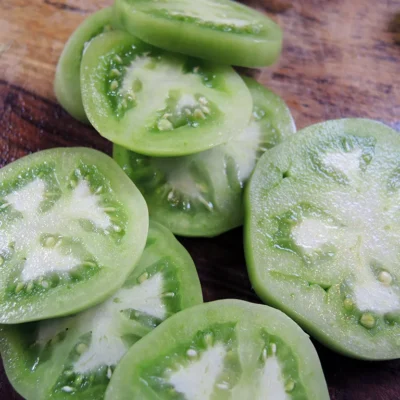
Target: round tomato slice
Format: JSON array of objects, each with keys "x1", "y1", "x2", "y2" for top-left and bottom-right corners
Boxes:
[
  {"x1": 0, "y1": 221, "x2": 202, "y2": 399},
  {"x1": 114, "y1": 77, "x2": 295, "y2": 237},
  {"x1": 114, "y1": 0, "x2": 282, "y2": 67},
  {"x1": 54, "y1": 7, "x2": 116, "y2": 123},
  {"x1": 105, "y1": 300, "x2": 329, "y2": 399},
  {"x1": 0, "y1": 148, "x2": 148, "y2": 323},
  {"x1": 80, "y1": 31, "x2": 253, "y2": 157},
  {"x1": 245, "y1": 119, "x2": 400, "y2": 360}
]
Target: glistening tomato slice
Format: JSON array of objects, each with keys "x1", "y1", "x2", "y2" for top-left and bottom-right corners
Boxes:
[
  {"x1": 105, "y1": 300, "x2": 329, "y2": 399},
  {"x1": 80, "y1": 31, "x2": 253, "y2": 157},
  {"x1": 0, "y1": 221, "x2": 202, "y2": 400},
  {"x1": 0, "y1": 148, "x2": 148, "y2": 323},
  {"x1": 114, "y1": 0, "x2": 282, "y2": 67},
  {"x1": 245, "y1": 118, "x2": 400, "y2": 360}
]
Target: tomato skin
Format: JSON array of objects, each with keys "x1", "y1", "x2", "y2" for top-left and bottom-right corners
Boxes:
[
  {"x1": 245, "y1": 118, "x2": 400, "y2": 360},
  {"x1": 54, "y1": 7, "x2": 116, "y2": 123},
  {"x1": 114, "y1": 0, "x2": 282, "y2": 67},
  {"x1": 0, "y1": 147, "x2": 148, "y2": 324}
]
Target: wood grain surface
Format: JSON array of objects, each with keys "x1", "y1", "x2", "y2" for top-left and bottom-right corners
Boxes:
[{"x1": 0, "y1": 0, "x2": 400, "y2": 399}]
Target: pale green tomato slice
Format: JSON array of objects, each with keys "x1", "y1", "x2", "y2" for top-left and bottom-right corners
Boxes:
[
  {"x1": 81, "y1": 31, "x2": 253, "y2": 157},
  {"x1": 105, "y1": 300, "x2": 329, "y2": 399},
  {"x1": 0, "y1": 147, "x2": 148, "y2": 323},
  {"x1": 245, "y1": 118, "x2": 400, "y2": 360},
  {"x1": 114, "y1": 0, "x2": 282, "y2": 67}
]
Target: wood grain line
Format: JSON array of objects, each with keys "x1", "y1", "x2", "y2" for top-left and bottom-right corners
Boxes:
[
  {"x1": 43, "y1": 0, "x2": 89, "y2": 13},
  {"x1": 0, "y1": 80, "x2": 110, "y2": 167}
]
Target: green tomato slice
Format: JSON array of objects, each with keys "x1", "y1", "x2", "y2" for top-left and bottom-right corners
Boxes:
[
  {"x1": 0, "y1": 221, "x2": 202, "y2": 399},
  {"x1": 105, "y1": 300, "x2": 329, "y2": 399},
  {"x1": 245, "y1": 118, "x2": 400, "y2": 360},
  {"x1": 80, "y1": 31, "x2": 253, "y2": 157},
  {"x1": 54, "y1": 7, "x2": 117, "y2": 123},
  {"x1": 114, "y1": 0, "x2": 282, "y2": 67},
  {"x1": 0, "y1": 148, "x2": 148, "y2": 323},
  {"x1": 114, "y1": 77, "x2": 295, "y2": 237}
]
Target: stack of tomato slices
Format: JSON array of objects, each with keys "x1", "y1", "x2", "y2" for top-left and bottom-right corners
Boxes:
[
  {"x1": 2, "y1": 1, "x2": 399, "y2": 399},
  {"x1": 54, "y1": 1, "x2": 292, "y2": 239}
]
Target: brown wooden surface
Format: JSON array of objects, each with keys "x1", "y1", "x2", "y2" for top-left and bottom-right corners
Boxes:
[{"x1": 0, "y1": 0, "x2": 400, "y2": 399}]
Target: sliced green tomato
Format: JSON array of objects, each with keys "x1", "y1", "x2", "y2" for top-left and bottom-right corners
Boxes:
[
  {"x1": 105, "y1": 300, "x2": 329, "y2": 399},
  {"x1": 0, "y1": 148, "x2": 148, "y2": 323},
  {"x1": 245, "y1": 118, "x2": 400, "y2": 360},
  {"x1": 114, "y1": 77, "x2": 295, "y2": 237},
  {"x1": 0, "y1": 221, "x2": 202, "y2": 399},
  {"x1": 54, "y1": 7, "x2": 117, "y2": 123},
  {"x1": 81, "y1": 31, "x2": 253, "y2": 157},
  {"x1": 114, "y1": 0, "x2": 282, "y2": 67}
]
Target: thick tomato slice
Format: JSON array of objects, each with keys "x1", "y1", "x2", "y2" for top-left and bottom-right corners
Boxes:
[
  {"x1": 114, "y1": 0, "x2": 282, "y2": 67},
  {"x1": 81, "y1": 31, "x2": 253, "y2": 157},
  {"x1": 0, "y1": 148, "x2": 148, "y2": 323},
  {"x1": 105, "y1": 300, "x2": 329, "y2": 399},
  {"x1": 245, "y1": 119, "x2": 400, "y2": 360}
]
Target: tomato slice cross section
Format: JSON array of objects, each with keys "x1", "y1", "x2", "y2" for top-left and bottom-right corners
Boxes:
[
  {"x1": 0, "y1": 148, "x2": 148, "y2": 323},
  {"x1": 81, "y1": 31, "x2": 253, "y2": 157},
  {"x1": 105, "y1": 300, "x2": 329, "y2": 399},
  {"x1": 245, "y1": 119, "x2": 400, "y2": 359},
  {"x1": 114, "y1": 0, "x2": 283, "y2": 67}
]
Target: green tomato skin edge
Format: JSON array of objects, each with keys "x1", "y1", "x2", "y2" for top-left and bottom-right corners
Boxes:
[{"x1": 54, "y1": 7, "x2": 116, "y2": 123}]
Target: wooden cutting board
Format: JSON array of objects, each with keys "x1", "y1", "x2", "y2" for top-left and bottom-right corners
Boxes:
[{"x1": 0, "y1": 0, "x2": 399, "y2": 399}]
